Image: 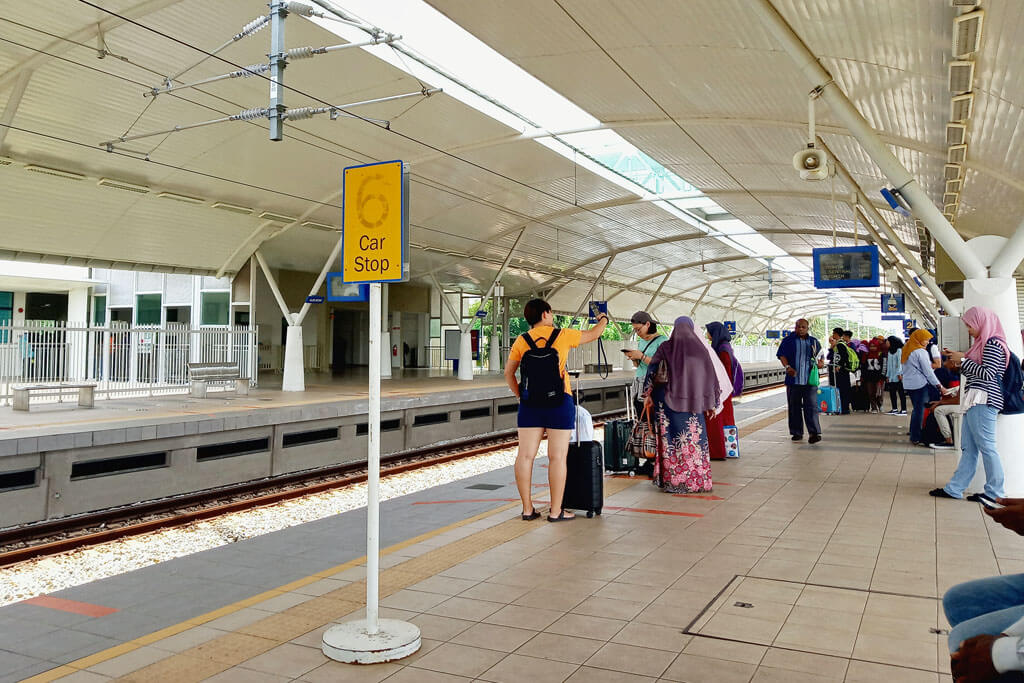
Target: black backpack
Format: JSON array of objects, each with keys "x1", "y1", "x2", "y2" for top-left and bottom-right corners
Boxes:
[
  {"x1": 1001, "y1": 350, "x2": 1024, "y2": 415},
  {"x1": 518, "y1": 329, "x2": 565, "y2": 406}
]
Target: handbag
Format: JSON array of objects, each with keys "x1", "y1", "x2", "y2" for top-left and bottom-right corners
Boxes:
[
  {"x1": 627, "y1": 402, "x2": 658, "y2": 460},
  {"x1": 653, "y1": 360, "x2": 669, "y2": 387},
  {"x1": 809, "y1": 363, "x2": 819, "y2": 387}
]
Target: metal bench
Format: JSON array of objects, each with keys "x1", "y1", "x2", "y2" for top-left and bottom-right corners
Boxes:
[
  {"x1": 12, "y1": 383, "x2": 96, "y2": 411},
  {"x1": 187, "y1": 362, "x2": 250, "y2": 399}
]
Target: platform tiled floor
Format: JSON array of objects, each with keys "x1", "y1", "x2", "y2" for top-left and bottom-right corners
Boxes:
[{"x1": 16, "y1": 408, "x2": 1016, "y2": 682}]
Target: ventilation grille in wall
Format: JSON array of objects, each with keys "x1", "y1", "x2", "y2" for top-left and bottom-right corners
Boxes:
[{"x1": 70, "y1": 452, "x2": 168, "y2": 480}]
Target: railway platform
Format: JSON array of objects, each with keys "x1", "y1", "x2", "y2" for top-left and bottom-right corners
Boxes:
[{"x1": 1, "y1": 395, "x2": 1007, "y2": 683}]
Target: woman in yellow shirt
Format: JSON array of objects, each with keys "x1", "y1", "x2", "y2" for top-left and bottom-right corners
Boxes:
[{"x1": 504, "y1": 298, "x2": 608, "y2": 522}]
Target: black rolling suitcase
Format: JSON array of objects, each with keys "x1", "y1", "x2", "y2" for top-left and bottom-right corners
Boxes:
[
  {"x1": 603, "y1": 385, "x2": 638, "y2": 474},
  {"x1": 851, "y1": 383, "x2": 869, "y2": 412},
  {"x1": 563, "y1": 372, "x2": 604, "y2": 518}
]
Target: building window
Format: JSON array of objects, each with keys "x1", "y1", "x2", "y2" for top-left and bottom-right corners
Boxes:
[
  {"x1": 201, "y1": 292, "x2": 230, "y2": 326},
  {"x1": 93, "y1": 296, "x2": 106, "y2": 326},
  {"x1": 136, "y1": 294, "x2": 161, "y2": 326},
  {"x1": 0, "y1": 291, "x2": 12, "y2": 343}
]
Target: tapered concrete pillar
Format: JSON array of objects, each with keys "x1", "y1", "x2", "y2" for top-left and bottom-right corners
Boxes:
[
  {"x1": 489, "y1": 335, "x2": 501, "y2": 372},
  {"x1": 458, "y1": 331, "x2": 473, "y2": 381},
  {"x1": 282, "y1": 325, "x2": 305, "y2": 392}
]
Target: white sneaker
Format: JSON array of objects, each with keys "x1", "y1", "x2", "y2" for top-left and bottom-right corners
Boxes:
[
  {"x1": 898, "y1": 410, "x2": 907, "y2": 415},
  {"x1": 931, "y1": 443, "x2": 955, "y2": 450}
]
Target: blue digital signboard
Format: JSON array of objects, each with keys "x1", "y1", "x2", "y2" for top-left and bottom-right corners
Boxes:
[
  {"x1": 766, "y1": 330, "x2": 782, "y2": 339},
  {"x1": 812, "y1": 246, "x2": 880, "y2": 289},
  {"x1": 326, "y1": 274, "x2": 369, "y2": 302}
]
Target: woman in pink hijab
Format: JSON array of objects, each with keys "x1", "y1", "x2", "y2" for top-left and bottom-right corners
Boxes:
[{"x1": 931, "y1": 306, "x2": 1010, "y2": 501}]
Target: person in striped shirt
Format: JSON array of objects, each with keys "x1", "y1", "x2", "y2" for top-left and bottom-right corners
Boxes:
[{"x1": 930, "y1": 306, "x2": 1009, "y2": 501}]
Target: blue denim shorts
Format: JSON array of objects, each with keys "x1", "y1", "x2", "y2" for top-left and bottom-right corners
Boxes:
[{"x1": 517, "y1": 393, "x2": 575, "y2": 430}]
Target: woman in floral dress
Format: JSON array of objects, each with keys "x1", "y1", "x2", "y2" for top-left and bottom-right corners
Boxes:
[{"x1": 644, "y1": 317, "x2": 726, "y2": 493}]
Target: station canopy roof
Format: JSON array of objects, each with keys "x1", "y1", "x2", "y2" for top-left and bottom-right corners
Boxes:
[{"x1": 0, "y1": 0, "x2": 1021, "y2": 326}]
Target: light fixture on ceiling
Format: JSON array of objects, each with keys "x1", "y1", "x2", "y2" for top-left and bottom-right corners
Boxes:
[
  {"x1": 951, "y1": 0, "x2": 980, "y2": 7},
  {"x1": 946, "y1": 122, "x2": 967, "y2": 145},
  {"x1": 944, "y1": 202, "x2": 960, "y2": 214},
  {"x1": 944, "y1": 164, "x2": 964, "y2": 181},
  {"x1": 259, "y1": 211, "x2": 297, "y2": 223},
  {"x1": 951, "y1": 93, "x2": 974, "y2": 122},
  {"x1": 211, "y1": 202, "x2": 254, "y2": 215},
  {"x1": 953, "y1": 9, "x2": 984, "y2": 58},
  {"x1": 97, "y1": 178, "x2": 150, "y2": 194},
  {"x1": 946, "y1": 178, "x2": 963, "y2": 194},
  {"x1": 947, "y1": 144, "x2": 968, "y2": 164},
  {"x1": 301, "y1": 221, "x2": 337, "y2": 232},
  {"x1": 24, "y1": 164, "x2": 85, "y2": 181},
  {"x1": 156, "y1": 191, "x2": 205, "y2": 204},
  {"x1": 0, "y1": 157, "x2": 13, "y2": 166},
  {"x1": 943, "y1": 192, "x2": 960, "y2": 206},
  {"x1": 944, "y1": 212, "x2": 956, "y2": 222},
  {"x1": 948, "y1": 60, "x2": 975, "y2": 94}
]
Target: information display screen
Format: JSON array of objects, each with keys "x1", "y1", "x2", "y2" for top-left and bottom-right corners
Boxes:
[
  {"x1": 812, "y1": 246, "x2": 880, "y2": 289},
  {"x1": 766, "y1": 330, "x2": 782, "y2": 339},
  {"x1": 326, "y1": 276, "x2": 369, "y2": 302}
]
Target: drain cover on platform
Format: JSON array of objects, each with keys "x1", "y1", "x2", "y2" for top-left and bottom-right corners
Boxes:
[{"x1": 465, "y1": 483, "x2": 504, "y2": 491}]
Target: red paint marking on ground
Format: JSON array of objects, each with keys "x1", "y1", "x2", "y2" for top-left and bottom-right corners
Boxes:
[
  {"x1": 604, "y1": 506, "x2": 703, "y2": 517},
  {"x1": 714, "y1": 482, "x2": 740, "y2": 486},
  {"x1": 23, "y1": 596, "x2": 118, "y2": 617},
  {"x1": 672, "y1": 494, "x2": 726, "y2": 501},
  {"x1": 413, "y1": 498, "x2": 521, "y2": 505}
]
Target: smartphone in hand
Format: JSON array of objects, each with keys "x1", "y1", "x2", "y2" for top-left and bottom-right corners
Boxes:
[{"x1": 978, "y1": 493, "x2": 1004, "y2": 510}]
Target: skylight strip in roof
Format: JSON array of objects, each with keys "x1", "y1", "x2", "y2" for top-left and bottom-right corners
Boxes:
[{"x1": 314, "y1": 1, "x2": 811, "y2": 278}]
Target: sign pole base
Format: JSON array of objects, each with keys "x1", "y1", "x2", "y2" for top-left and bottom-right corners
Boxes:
[{"x1": 322, "y1": 619, "x2": 421, "y2": 664}]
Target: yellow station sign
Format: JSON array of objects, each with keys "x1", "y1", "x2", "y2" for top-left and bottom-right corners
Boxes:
[{"x1": 342, "y1": 160, "x2": 404, "y2": 283}]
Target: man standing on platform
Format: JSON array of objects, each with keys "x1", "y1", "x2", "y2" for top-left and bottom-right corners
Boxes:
[
  {"x1": 829, "y1": 328, "x2": 855, "y2": 415},
  {"x1": 777, "y1": 318, "x2": 825, "y2": 444}
]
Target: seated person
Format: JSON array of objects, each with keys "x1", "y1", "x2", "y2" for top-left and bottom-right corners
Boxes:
[
  {"x1": 928, "y1": 356, "x2": 962, "y2": 449},
  {"x1": 945, "y1": 499, "x2": 1024, "y2": 681}
]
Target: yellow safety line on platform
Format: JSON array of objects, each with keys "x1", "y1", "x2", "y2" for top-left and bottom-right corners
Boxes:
[{"x1": 19, "y1": 500, "x2": 521, "y2": 682}]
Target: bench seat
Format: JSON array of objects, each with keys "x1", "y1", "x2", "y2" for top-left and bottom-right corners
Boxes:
[{"x1": 12, "y1": 383, "x2": 97, "y2": 411}]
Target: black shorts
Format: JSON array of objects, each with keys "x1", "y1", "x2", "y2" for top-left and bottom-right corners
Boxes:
[{"x1": 517, "y1": 393, "x2": 575, "y2": 430}]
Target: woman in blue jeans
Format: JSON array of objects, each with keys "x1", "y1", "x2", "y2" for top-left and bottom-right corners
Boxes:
[
  {"x1": 901, "y1": 329, "x2": 949, "y2": 445},
  {"x1": 931, "y1": 306, "x2": 1010, "y2": 501}
]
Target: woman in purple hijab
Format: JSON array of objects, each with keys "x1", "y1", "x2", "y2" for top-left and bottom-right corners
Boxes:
[{"x1": 643, "y1": 316, "x2": 722, "y2": 493}]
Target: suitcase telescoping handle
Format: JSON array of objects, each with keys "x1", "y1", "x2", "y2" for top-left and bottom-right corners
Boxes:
[{"x1": 569, "y1": 370, "x2": 582, "y2": 446}]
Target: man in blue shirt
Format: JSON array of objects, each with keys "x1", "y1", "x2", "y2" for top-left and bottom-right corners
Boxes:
[{"x1": 777, "y1": 319, "x2": 824, "y2": 444}]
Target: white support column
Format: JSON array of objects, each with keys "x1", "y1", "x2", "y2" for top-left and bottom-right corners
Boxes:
[
  {"x1": 254, "y1": 250, "x2": 304, "y2": 391},
  {"x1": 690, "y1": 284, "x2": 712, "y2": 315},
  {"x1": 752, "y1": 0, "x2": 988, "y2": 281},
  {"x1": 989, "y1": 216, "x2": 1024, "y2": 278}
]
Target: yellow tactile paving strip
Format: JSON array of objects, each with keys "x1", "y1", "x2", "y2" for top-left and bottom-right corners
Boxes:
[{"x1": 25, "y1": 477, "x2": 639, "y2": 683}]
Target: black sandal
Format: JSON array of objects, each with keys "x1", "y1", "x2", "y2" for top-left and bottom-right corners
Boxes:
[
  {"x1": 521, "y1": 508, "x2": 541, "y2": 521},
  {"x1": 547, "y1": 509, "x2": 576, "y2": 522}
]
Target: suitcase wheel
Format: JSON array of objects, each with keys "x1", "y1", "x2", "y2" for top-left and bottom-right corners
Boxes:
[
  {"x1": 629, "y1": 471, "x2": 635, "y2": 477},
  {"x1": 595, "y1": 508, "x2": 602, "y2": 516},
  {"x1": 586, "y1": 511, "x2": 594, "y2": 518}
]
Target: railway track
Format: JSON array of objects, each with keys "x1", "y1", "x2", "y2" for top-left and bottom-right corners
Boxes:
[{"x1": 0, "y1": 381, "x2": 786, "y2": 568}]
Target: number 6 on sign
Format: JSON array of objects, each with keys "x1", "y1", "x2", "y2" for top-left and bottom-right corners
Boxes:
[{"x1": 341, "y1": 160, "x2": 410, "y2": 283}]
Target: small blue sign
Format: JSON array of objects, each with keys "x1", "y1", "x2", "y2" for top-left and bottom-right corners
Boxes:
[
  {"x1": 880, "y1": 293, "x2": 905, "y2": 313},
  {"x1": 881, "y1": 314, "x2": 906, "y2": 321},
  {"x1": 306, "y1": 295, "x2": 325, "y2": 304},
  {"x1": 475, "y1": 309, "x2": 487, "y2": 319},
  {"x1": 724, "y1": 321, "x2": 737, "y2": 335},
  {"x1": 588, "y1": 301, "x2": 608, "y2": 323},
  {"x1": 766, "y1": 330, "x2": 781, "y2": 339},
  {"x1": 903, "y1": 319, "x2": 917, "y2": 336},
  {"x1": 813, "y1": 245, "x2": 880, "y2": 289}
]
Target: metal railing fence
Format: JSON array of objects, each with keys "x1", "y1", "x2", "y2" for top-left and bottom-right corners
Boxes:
[{"x1": 0, "y1": 321, "x2": 258, "y2": 405}]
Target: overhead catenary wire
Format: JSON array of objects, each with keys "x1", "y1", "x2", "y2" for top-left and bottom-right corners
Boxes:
[{"x1": 13, "y1": 5, "x2": 802, "y2": 316}]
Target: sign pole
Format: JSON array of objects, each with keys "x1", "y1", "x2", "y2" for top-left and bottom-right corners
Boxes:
[
  {"x1": 322, "y1": 160, "x2": 419, "y2": 664},
  {"x1": 366, "y1": 281, "x2": 381, "y2": 635}
]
